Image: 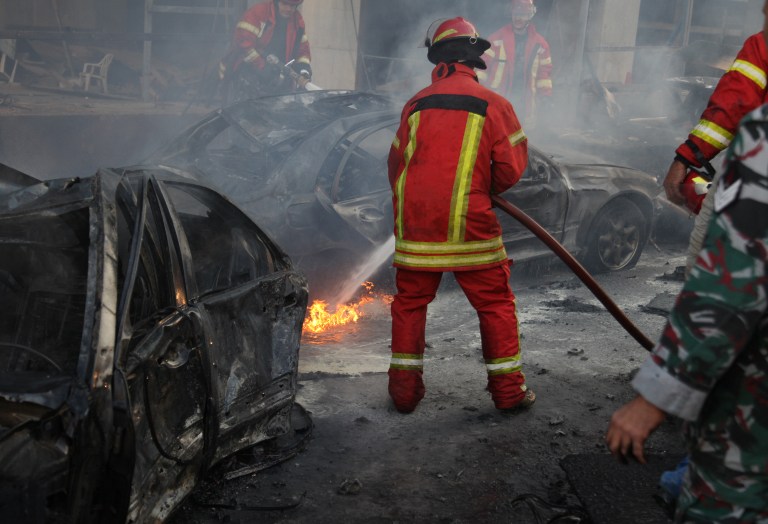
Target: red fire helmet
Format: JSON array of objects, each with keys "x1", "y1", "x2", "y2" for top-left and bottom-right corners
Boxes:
[
  {"x1": 681, "y1": 169, "x2": 711, "y2": 215},
  {"x1": 424, "y1": 17, "x2": 491, "y2": 69},
  {"x1": 425, "y1": 17, "x2": 486, "y2": 48}
]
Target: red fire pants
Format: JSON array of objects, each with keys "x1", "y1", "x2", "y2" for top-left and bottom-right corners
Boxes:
[{"x1": 388, "y1": 264, "x2": 527, "y2": 412}]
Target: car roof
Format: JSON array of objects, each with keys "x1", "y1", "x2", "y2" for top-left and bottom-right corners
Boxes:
[{"x1": 220, "y1": 90, "x2": 399, "y2": 145}]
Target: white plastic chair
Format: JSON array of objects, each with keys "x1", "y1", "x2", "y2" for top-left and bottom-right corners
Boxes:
[{"x1": 80, "y1": 53, "x2": 113, "y2": 93}]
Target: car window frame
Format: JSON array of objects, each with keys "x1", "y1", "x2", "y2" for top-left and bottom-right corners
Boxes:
[{"x1": 330, "y1": 117, "x2": 398, "y2": 203}]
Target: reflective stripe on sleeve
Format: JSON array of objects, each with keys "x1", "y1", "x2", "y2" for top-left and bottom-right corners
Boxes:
[
  {"x1": 244, "y1": 49, "x2": 261, "y2": 63},
  {"x1": 237, "y1": 21, "x2": 265, "y2": 38},
  {"x1": 508, "y1": 129, "x2": 527, "y2": 146},
  {"x1": 691, "y1": 119, "x2": 734, "y2": 151},
  {"x1": 730, "y1": 59, "x2": 767, "y2": 90},
  {"x1": 390, "y1": 353, "x2": 424, "y2": 371}
]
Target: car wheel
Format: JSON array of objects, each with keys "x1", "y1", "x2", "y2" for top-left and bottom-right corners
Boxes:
[{"x1": 582, "y1": 198, "x2": 648, "y2": 273}]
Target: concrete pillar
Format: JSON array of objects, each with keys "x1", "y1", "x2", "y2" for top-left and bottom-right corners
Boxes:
[
  {"x1": 300, "y1": 0, "x2": 360, "y2": 89},
  {"x1": 587, "y1": 0, "x2": 642, "y2": 84}
]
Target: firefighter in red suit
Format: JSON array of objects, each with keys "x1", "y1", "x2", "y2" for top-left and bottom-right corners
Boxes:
[
  {"x1": 663, "y1": 32, "x2": 768, "y2": 206},
  {"x1": 219, "y1": 0, "x2": 312, "y2": 97},
  {"x1": 478, "y1": 0, "x2": 553, "y2": 126},
  {"x1": 387, "y1": 17, "x2": 534, "y2": 414}
]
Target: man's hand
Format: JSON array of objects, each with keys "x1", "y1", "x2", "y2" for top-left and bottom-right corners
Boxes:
[
  {"x1": 663, "y1": 159, "x2": 688, "y2": 206},
  {"x1": 605, "y1": 395, "x2": 667, "y2": 465}
]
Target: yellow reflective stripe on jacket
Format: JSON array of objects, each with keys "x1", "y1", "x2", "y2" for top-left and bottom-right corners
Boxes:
[
  {"x1": 491, "y1": 41, "x2": 506, "y2": 89},
  {"x1": 394, "y1": 237, "x2": 507, "y2": 268},
  {"x1": 539, "y1": 56, "x2": 552, "y2": 66},
  {"x1": 448, "y1": 113, "x2": 485, "y2": 242},
  {"x1": 508, "y1": 129, "x2": 527, "y2": 146},
  {"x1": 395, "y1": 112, "x2": 420, "y2": 239},
  {"x1": 301, "y1": 34, "x2": 309, "y2": 44},
  {"x1": 485, "y1": 48, "x2": 496, "y2": 59},
  {"x1": 397, "y1": 237, "x2": 504, "y2": 254},
  {"x1": 392, "y1": 135, "x2": 400, "y2": 150},
  {"x1": 237, "y1": 20, "x2": 265, "y2": 38},
  {"x1": 244, "y1": 49, "x2": 261, "y2": 63},
  {"x1": 536, "y1": 78, "x2": 552, "y2": 89},
  {"x1": 691, "y1": 119, "x2": 734, "y2": 150},
  {"x1": 485, "y1": 354, "x2": 522, "y2": 376},
  {"x1": 390, "y1": 353, "x2": 424, "y2": 371},
  {"x1": 730, "y1": 59, "x2": 767, "y2": 90}
]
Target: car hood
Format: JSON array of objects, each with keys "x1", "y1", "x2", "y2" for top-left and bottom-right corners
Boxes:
[{"x1": 542, "y1": 148, "x2": 660, "y2": 195}]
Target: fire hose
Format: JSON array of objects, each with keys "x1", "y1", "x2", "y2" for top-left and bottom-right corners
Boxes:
[{"x1": 491, "y1": 194, "x2": 654, "y2": 351}]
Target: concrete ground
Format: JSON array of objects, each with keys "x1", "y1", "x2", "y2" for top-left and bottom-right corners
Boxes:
[{"x1": 169, "y1": 242, "x2": 690, "y2": 524}]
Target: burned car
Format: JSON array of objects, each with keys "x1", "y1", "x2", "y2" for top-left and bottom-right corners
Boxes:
[
  {"x1": 150, "y1": 91, "x2": 662, "y2": 299},
  {"x1": 0, "y1": 163, "x2": 308, "y2": 522}
]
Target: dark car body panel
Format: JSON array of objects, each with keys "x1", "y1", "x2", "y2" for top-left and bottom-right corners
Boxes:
[
  {"x1": 151, "y1": 91, "x2": 662, "y2": 298},
  {"x1": 0, "y1": 165, "x2": 308, "y2": 522}
]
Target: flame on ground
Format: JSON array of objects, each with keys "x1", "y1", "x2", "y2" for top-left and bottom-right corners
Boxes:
[{"x1": 302, "y1": 281, "x2": 393, "y2": 334}]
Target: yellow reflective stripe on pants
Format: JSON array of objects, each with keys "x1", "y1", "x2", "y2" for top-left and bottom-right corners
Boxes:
[
  {"x1": 485, "y1": 355, "x2": 522, "y2": 376},
  {"x1": 390, "y1": 353, "x2": 424, "y2": 371}
]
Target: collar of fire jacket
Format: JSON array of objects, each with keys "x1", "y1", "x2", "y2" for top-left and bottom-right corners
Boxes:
[{"x1": 431, "y1": 62, "x2": 478, "y2": 83}]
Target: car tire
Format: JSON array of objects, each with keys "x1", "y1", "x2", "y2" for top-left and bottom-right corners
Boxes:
[{"x1": 582, "y1": 198, "x2": 648, "y2": 273}]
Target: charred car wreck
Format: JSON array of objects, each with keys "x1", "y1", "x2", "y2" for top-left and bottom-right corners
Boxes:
[
  {"x1": 151, "y1": 91, "x2": 664, "y2": 301},
  {"x1": 0, "y1": 164, "x2": 308, "y2": 522}
]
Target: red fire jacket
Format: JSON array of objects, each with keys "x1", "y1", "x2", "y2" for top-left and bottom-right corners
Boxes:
[
  {"x1": 388, "y1": 62, "x2": 528, "y2": 272},
  {"x1": 225, "y1": 0, "x2": 311, "y2": 75},
  {"x1": 677, "y1": 33, "x2": 768, "y2": 167},
  {"x1": 478, "y1": 23, "x2": 553, "y2": 122}
]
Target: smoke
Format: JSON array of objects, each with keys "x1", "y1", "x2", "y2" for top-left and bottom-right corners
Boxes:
[{"x1": 353, "y1": 0, "x2": 764, "y2": 251}]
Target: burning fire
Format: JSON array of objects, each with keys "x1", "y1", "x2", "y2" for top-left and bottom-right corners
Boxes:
[{"x1": 302, "y1": 282, "x2": 393, "y2": 334}]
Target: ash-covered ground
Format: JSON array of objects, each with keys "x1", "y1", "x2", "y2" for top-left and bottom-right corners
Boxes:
[{"x1": 169, "y1": 239, "x2": 691, "y2": 524}]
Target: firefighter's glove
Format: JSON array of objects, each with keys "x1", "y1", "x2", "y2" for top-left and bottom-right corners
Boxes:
[
  {"x1": 290, "y1": 61, "x2": 312, "y2": 80},
  {"x1": 264, "y1": 54, "x2": 283, "y2": 80}
]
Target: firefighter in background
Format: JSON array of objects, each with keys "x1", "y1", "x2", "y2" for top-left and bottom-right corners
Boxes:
[
  {"x1": 479, "y1": 0, "x2": 553, "y2": 126},
  {"x1": 219, "y1": 0, "x2": 312, "y2": 99},
  {"x1": 663, "y1": 29, "x2": 768, "y2": 273},
  {"x1": 387, "y1": 17, "x2": 534, "y2": 414}
]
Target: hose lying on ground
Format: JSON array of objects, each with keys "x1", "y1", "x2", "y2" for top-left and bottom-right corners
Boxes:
[{"x1": 491, "y1": 195, "x2": 654, "y2": 351}]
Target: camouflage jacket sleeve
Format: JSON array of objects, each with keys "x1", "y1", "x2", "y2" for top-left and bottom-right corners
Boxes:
[{"x1": 633, "y1": 104, "x2": 768, "y2": 421}]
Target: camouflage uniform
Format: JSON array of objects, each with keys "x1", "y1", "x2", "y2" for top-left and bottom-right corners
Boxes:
[{"x1": 632, "y1": 104, "x2": 768, "y2": 523}]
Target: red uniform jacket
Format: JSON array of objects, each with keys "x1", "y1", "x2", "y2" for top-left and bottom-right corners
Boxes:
[
  {"x1": 224, "y1": 0, "x2": 311, "y2": 75},
  {"x1": 478, "y1": 23, "x2": 553, "y2": 122},
  {"x1": 677, "y1": 33, "x2": 768, "y2": 167},
  {"x1": 388, "y1": 63, "x2": 528, "y2": 272}
]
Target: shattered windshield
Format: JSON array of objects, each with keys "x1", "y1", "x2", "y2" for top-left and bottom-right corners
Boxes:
[{"x1": 0, "y1": 204, "x2": 90, "y2": 379}]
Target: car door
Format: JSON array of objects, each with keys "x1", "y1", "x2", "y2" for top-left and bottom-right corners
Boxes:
[
  {"x1": 327, "y1": 121, "x2": 396, "y2": 245},
  {"x1": 496, "y1": 147, "x2": 568, "y2": 261},
  {"x1": 160, "y1": 180, "x2": 307, "y2": 464},
  {"x1": 115, "y1": 176, "x2": 209, "y2": 521}
]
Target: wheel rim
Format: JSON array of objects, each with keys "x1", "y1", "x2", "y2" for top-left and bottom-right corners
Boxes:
[{"x1": 595, "y1": 212, "x2": 641, "y2": 270}]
